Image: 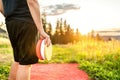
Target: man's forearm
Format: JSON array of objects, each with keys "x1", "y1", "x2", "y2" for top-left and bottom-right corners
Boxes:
[
  {"x1": 0, "y1": 0, "x2": 4, "y2": 14},
  {"x1": 27, "y1": 0, "x2": 44, "y2": 33}
]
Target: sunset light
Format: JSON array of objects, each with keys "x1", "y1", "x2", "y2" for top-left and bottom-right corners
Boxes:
[
  {"x1": 39, "y1": 0, "x2": 120, "y2": 35},
  {"x1": 0, "y1": 1, "x2": 120, "y2": 80},
  {"x1": 0, "y1": 0, "x2": 120, "y2": 35}
]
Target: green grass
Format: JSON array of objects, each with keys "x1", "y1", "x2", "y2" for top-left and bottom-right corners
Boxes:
[
  {"x1": 0, "y1": 38, "x2": 13, "y2": 79},
  {"x1": 0, "y1": 65, "x2": 10, "y2": 80},
  {"x1": 50, "y1": 39, "x2": 120, "y2": 80},
  {"x1": 0, "y1": 38, "x2": 13, "y2": 65},
  {"x1": 0, "y1": 38, "x2": 120, "y2": 80},
  {"x1": 0, "y1": 38, "x2": 12, "y2": 54}
]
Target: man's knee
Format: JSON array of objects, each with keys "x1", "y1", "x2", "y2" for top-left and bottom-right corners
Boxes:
[{"x1": 18, "y1": 64, "x2": 32, "y2": 69}]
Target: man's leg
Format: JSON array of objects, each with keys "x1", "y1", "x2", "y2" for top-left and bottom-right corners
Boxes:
[
  {"x1": 8, "y1": 61, "x2": 19, "y2": 80},
  {"x1": 16, "y1": 65, "x2": 32, "y2": 80}
]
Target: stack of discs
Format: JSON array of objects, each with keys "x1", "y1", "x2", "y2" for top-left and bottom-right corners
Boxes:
[{"x1": 36, "y1": 39, "x2": 52, "y2": 60}]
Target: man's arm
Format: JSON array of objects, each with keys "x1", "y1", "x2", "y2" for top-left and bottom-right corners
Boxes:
[
  {"x1": 0, "y1": 0, "x2": 4, "y2": 14},
  {"x1": 27, "y1": 0, "x2": 44, "y2": 33},
  {"x1": 27, "y1": 0, "x2": 51, "y2": 46}
]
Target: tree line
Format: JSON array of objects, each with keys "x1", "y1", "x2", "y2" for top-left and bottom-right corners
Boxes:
[
  {"x1": 42, "y1": 14, "x2": 81, "y2": 44},
  {"x1": 0, "y1": 12, "x2": 102, "y2": 43},
  {"x1": 41, "y1": 13, "x2": 104, "y2": 44}
]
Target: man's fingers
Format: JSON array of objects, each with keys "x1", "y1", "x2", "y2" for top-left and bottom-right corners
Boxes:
[
  {"x1": 40, "y1": 31, "x2": 51, "y2": 47},
  {"x1": 44, "y1": 37, "x2": 51, "y2": 47}
]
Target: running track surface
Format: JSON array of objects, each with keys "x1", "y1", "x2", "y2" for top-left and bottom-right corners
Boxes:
[{"x1": 31, "y1": 63, "x2": 89, "y2": 80}]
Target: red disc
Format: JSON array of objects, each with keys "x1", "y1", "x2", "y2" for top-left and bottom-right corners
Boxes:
[
  {"x1": 36, "y1": 39, "x2": 44, "y2": 60},
  {"x1": 36, "y1": 38, "x2": 52, "y2": 60}
]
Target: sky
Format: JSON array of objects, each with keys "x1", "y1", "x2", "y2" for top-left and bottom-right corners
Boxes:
[
  {"x1": 39, "y1": 0, "x2": 120, "y2": 34},
  {"x1": 0, "y1": 0, "x2": 120, "y2": 34}
]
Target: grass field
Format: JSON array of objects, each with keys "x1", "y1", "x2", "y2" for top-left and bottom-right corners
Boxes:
[
  {"x1": 0, "y1": 37, "x2": 120, "y2": 80},
  {"x1": 0, "y1": 38, "x2": 12, "y2": 80}
]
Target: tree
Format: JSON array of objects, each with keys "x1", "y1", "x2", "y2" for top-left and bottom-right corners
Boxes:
[
  {"x1": 52, "y1": 19, "x2": 60, "y2": 44},
  {"x1": 42, "y1": 11, "x2": 47, "y2": 32},
  {"x1": 91, "y1": 30, "x2": 95, "y2": 39},
  {"x1": 96, "y1": 33, "x2": 101, "y2": 40},
  {"x1": 63, "y1": 20, "x2": 67, "y2": 33},
  {"x1": 47, "y1": 23, "x2": 52, "y2": 37},
  {"x1": 65, "y1": 24, "x2": 74, "y2": 43},
  {"x1": 75, "y1": 28, "x2": 81, "y2": 42}
]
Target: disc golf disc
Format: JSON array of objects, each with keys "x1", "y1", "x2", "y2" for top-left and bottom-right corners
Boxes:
[{"x1": 36, "y1": 39, "x2": 52, "y2": 60}]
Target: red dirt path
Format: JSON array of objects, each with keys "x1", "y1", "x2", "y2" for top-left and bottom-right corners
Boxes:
[{"x1": 31, "y1": 63, "x2": 89, "y2": 80}]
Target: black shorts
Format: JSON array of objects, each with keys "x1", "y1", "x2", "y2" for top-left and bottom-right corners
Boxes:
[{"x1": 6, "y1": 20, "x2": 39, "y2": 65}]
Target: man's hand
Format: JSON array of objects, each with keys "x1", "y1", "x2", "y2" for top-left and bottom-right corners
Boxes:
[{"x1": 40, "y1": 31, "x2": 51, "y2": 47}]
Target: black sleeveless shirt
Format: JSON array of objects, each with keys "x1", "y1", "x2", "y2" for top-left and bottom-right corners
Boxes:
[{"x1": 2, "y1": 0, "x2": 34, "y2": 23}]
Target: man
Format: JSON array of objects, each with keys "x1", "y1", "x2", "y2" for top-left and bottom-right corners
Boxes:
[{"x1": 0, "y1": 0, "x2": 51, "y2": 80}]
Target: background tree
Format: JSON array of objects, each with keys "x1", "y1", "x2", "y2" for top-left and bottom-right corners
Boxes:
[
  {"x1": 95, "y1": 33, "x2": 101, "y2": 41},
  {"x1": 42, "y1": 11, "x2": 47, "y2": 32},
  {"x1": 75, "y1": 28, "x2": 81, "y2": 42},
  {"x1": 91, "y1": 30, "x2": 95, "y2": 39},
  {"x1": 52, "y1": 19, "x2": 60, "y2": 44},
  {"x1": 47, "y1": 23, "x2": 52, "y2": 38},
  {"x1": 41, "y1": 12, "x2": 82, "y2": 44}
]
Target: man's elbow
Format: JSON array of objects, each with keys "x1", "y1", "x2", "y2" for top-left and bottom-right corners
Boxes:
[
  {"x1": 27, "y1": 0, "x2": 38, "y2": 5},
  {"x1": 0, "y1": 10, "x2": 4, "y2": 15}
]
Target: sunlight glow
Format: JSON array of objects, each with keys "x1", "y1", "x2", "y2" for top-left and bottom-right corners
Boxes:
[
  {"x1": 45, "y1": 0, "x2": 120, "y2": 35},
  {"x1": 0, "y1": 0, "x2": 120, "y2": 35}
]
